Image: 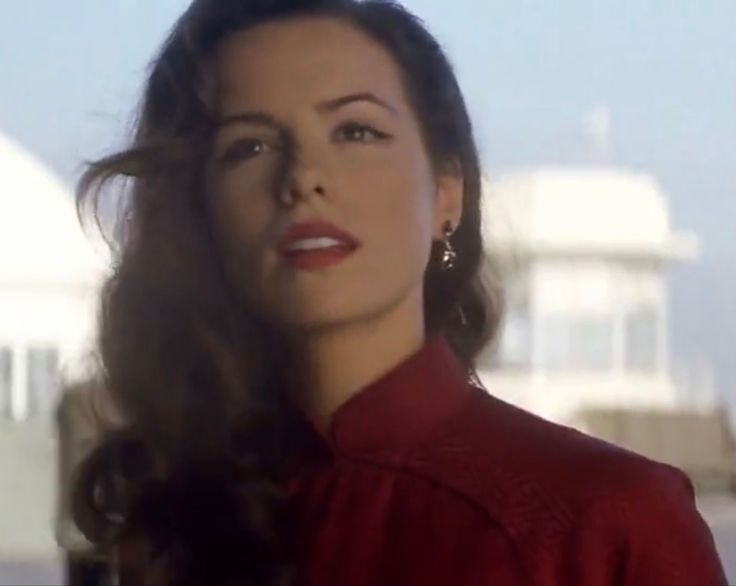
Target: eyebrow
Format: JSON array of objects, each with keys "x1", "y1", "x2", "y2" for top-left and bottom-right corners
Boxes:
[
  {"x1": 216, "y1": 111, "x2": 280, "y2": 130},
  {"x1": 216, "y1": 92, "x2": 397, "y2": 130},
  {"x1": 315, "y1": 92, "x2": 397, "y2": 115}
]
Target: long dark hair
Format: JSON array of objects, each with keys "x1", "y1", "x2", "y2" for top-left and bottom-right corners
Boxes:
[{"x1": 72, "y1": 0, "x2": 504, "y2": 584}]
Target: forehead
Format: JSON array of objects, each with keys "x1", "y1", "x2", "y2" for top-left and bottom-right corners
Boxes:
[{"x1": 213, "y1": 17, "x2": 410, "y2": 113}]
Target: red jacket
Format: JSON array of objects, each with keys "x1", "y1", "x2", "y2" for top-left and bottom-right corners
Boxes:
[{"x1": 286, "y1": 335, "x2": 727, "y2": 585}]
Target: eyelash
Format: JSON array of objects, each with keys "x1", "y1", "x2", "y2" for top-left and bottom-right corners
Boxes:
[
  {"x1": 333, "y1": 121, "x2": 391, "y2": 143},
  {"x1": 218, "y1": 138, "x2": 273, "y2": 165},
  {"x1": 218, "y1": 122, "x2": 391, "y2": 165}
]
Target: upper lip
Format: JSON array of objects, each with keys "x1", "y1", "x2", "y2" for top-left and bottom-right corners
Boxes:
[{"x1": 277, "y1": 220, "x2": 361, "y2": 252}]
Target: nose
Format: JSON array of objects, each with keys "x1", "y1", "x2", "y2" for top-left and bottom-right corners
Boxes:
[{"x1": 275, "y1": 141, "x2": 330, "y2": 206}]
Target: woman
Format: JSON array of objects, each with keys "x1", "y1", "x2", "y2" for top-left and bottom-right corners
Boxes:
[{"x1": 72, "y1": 0, "x2": 727, "y2": 584}]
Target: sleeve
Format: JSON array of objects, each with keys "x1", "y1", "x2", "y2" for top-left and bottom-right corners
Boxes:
[{"x1": 616, "y1": 463, "x2": 728, "y2": 586}]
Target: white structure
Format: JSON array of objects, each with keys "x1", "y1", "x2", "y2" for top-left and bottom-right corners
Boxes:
[
  {"x1": 0, "y1": 132, "x2": 109, "y2": 564},
  {"x1": 0, "y1": 132, "x2": 108, "y2": 422},
  {"x1": 479, "y1": 166, "x2": 702, "y2": 424}
]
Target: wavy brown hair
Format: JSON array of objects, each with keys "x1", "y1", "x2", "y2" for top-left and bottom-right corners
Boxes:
[{"x1": 72, "y1": 0, "x2": 504, "y2": 584}]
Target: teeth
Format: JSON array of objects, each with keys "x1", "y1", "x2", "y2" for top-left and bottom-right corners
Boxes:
[{"x1": 286, "y1": 237, "x2": 348, "y2": 252}]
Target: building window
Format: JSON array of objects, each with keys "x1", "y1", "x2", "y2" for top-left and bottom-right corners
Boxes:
[
  {"x1": 624, "y1": 305, "x2": 658, "y2": 372},
  {"x1": 540, "y1": 315, "x2": 614, "y2": 372},
  {"x1": 0, "y1": 347, "x2": 12, "y2": 418},
  {"x1": 26, "y1": 346, "x2": 60, "y2": 418}
]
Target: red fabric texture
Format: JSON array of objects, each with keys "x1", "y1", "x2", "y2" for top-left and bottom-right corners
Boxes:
[{"x1": 286, "y1": 335, "x2": 727, "y2": 586}]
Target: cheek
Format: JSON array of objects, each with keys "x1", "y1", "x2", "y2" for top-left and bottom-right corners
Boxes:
[
  {"x1": 343, "y1": 150, "x2": 435, "y2": 269},
  {"x1": 207, "y1": 176, "x2": 274, "y2": 268},
  {"x1": 210, "y1": 157, "x2": 278, "y2": 210}
]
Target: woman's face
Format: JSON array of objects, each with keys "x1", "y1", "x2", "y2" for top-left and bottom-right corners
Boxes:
[{"x1": 205, "y1": 17, "x2": 462, "y2": 330}]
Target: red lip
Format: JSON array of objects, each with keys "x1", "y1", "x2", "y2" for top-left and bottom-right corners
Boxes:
[
  {"x1": 277, "y1": 220, "x2": 361, "y2": 253},
  {"x1": 281, "y1": 247, "x2": 357, "y2": 270}
]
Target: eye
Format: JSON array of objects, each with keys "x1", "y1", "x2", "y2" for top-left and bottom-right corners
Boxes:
[
  {"x1": 334, "y1": 122, "x2": 390, "y2": 143},
  {"x1": 218, "y1": 138, "x2": 273, "y2": 164}
]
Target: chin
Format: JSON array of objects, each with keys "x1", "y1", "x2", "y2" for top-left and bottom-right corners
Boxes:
[
  {"x1": 272, "y1": 307, "x2": 361, "y2": 332},
  {"x1": 265, "y1": 297, "x2": 386, "y2": 333},
  {"x1": 251, "y1": 278, "x2": 417, "y2": 332}
]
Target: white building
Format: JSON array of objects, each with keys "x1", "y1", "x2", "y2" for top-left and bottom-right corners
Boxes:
[
  {"x1": 0, "y1": 131, "x2": 108, "y2": 563},
  {"x1": 478, "y1": 166, "x2": 705, "y2": 425},
  {"x1": 0, "y1": 132, "x2": 108, "y2": 423}
]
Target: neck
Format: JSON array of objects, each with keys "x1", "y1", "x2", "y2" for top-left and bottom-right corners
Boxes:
[{"x1": 293, "y1": 287, "x2": 426, "y2": 435}]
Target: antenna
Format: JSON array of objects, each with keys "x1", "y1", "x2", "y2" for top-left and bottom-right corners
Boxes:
[{"x1": 584, "y1": 104, "x2": 611, "y2": 164}]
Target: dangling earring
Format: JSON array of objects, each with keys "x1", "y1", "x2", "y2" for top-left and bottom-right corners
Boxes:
[{"x1": 440, "y1": 220, "x2": 457, "y2": 270}]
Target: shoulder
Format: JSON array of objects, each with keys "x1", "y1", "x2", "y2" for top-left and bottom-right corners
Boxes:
[
  {"x1": 403, "y1": 387, "x2": 727, "y2": 582},
  {"x1": 405, "y1": 385, "x2": 697, "y2": 529}
]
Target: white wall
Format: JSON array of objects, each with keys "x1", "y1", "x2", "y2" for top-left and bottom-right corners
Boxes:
[
  {"x1": 480, "y1": 370, "x2": 681, "y2": 424},
  {"x1": 0, "y1": 283, "x2": 99, "y2": 420}
]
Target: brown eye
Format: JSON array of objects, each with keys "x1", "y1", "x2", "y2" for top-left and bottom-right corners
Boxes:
[
  {"x1": 334, "y1": 122, "x2": 389, "y2": 143},
  {"x1": 219, "y1": 139, "x2": 271, "y2": 164}
]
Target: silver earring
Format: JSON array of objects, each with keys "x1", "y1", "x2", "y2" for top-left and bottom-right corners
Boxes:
[{"x1": 440, "y1": 220, "x2": 457, "y2": 270}]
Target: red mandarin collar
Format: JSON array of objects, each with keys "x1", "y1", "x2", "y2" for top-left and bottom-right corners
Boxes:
[{"x1": 293, "y1": 334, "x2": 474, "y2": 457}]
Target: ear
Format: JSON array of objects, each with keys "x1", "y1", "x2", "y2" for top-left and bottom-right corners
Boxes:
[{"x1": 433, "y1": 159, "x2": 464, "y2": 238}]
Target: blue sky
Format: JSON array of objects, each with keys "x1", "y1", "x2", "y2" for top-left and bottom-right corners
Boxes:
[{"x1": 0, "y1": 1, "x2": 734, "y2": 403}]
